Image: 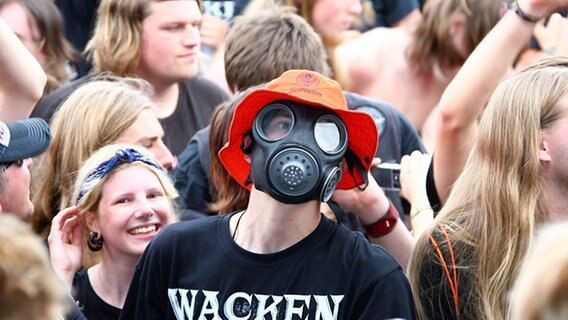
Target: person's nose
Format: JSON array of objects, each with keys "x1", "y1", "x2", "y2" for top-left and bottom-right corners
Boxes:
[
  {"x1": 134, "y1": 198, "x2": 155, "y2": 219},
  {"x1": 183, "y1": 24, "x2": 201, "y2": 48},
  {"x1": 24, "y1": 158, "x2": 33, "y2": 168},
  {"x1": 153, "y1": 140, "x2": 176, "y2": 170}
]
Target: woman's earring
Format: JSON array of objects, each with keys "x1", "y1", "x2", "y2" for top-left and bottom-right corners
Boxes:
[{"x1": 87, "y1": 231, "x2": 103, "y2": 252}]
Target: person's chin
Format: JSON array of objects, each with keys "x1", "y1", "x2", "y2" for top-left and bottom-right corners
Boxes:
[
  {"x1": 179, "y1": 62, "x2": 198, "y2": 76},
  {"x1": 21, "y1": 202, "x2": 34, "y2": 222},
  {"x1": 170, "y1": 69, "x2": 197, "y2": 82}
]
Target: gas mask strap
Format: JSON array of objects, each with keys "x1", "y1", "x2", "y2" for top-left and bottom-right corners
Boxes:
[
  {"x1": 244, "y1": 175, "x2": 253, "y2": 187},
  {"x1": 327, "y1": 200, "x2": 347, "y2": 224},
  {"x1": 345, "y1": 149, "x2": 369, "y2": 191},
  {"x1": 241, "y1": 129, "x2": 254, "y2": 188}
]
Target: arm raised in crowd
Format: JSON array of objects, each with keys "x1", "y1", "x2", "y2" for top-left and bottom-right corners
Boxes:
[
  {"x1": 432, "y1": 1, "x2": 542, "y2": 202},
  {"x1": 0, "y1": 17, "x2": 46, "y2": 121}
]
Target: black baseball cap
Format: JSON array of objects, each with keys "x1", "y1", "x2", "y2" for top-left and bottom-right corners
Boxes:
[{"x1": 0, "y1": 118, "x2": 51, "y2": 163}]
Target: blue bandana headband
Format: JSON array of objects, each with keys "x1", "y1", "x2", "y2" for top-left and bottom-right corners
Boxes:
[{"x1": 76, "y1": 148, "x2": 160, "y2": 203}]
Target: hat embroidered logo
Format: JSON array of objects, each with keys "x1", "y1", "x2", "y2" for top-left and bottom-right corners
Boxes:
[{"x1": 296, "y1": 72, "x2": 320, "y2": 87}]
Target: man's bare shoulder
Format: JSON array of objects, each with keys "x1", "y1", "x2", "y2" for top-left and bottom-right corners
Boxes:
[
  {"x1": 337, "y1": 27, "x2": 410, "y2": 88},
  {"x1": 340, "y1": 27, "x2": 408, "y2": 52},
  {"x1": 340, "y1": 28, "x2": 408, "y2": 66}
]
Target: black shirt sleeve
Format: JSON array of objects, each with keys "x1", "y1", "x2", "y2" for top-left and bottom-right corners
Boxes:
[
  {"x1": 31, "y1": 75, "x2": 93, "y2": 122},
  {"x1": 426, "y1": 158, "x2": 442, "y2": 214},
  {"x1": 173, "y1": 127, "x2": 212, "y2": 218}
]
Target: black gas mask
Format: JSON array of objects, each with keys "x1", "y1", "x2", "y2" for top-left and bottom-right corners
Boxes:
[{"x1": 248, "y1": 100, "x2": 348, "y2": 204}]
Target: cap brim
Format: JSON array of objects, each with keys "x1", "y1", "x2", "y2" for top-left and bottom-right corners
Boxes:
[
  {"x1": 0, "y1": 118, "x2": 51, "y2": 162},
  {"x1": 219, "y1": 90, "x2": 378, "y2": 190}
]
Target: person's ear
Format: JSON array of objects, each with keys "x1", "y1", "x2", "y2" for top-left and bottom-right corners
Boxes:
[
  {"x1": 538, "y1": 132, "x2": 552, "y2": 162},
  {"x1": 83, "y1": 211, "x2": 100, "y2": 233},
  {"x1": 449, "y1": 13, "x2": 466, "y2": 37},
  {"x1": 241, "y1": 131, "x2": 254, "y2": 154},
  {"x1": 449, "y1": 13, "x2": 468, "y2": 57}
]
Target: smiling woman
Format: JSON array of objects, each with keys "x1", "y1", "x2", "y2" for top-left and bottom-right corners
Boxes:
[
  {"x1": 31, "y1": 76, "x2": 176, "y2": 241},
  {"x1": 48, "y1": 144, "x2": 178, "y2": 320}
]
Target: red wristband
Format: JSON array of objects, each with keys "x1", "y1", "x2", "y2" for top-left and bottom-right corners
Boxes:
[{"x1": 363, "y1": 201, "x2": 399, "y2": 238}]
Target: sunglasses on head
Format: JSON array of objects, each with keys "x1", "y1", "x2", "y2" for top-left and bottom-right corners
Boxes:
[{"x1": 0, "y1": 159, "x2": 24, "y2": 169}]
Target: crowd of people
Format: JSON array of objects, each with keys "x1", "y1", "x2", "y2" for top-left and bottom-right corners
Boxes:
[{"x1": 1, "y1": 0, "x2": 568, "y2": 319}]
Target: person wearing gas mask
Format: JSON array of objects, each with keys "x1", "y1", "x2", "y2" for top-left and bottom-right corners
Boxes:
[{"x1": 120, "y1": 70, "x2": 416, "y2": 320}]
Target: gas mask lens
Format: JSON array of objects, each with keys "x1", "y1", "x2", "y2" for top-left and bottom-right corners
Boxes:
[
  {"x1": 256, "y1": 103, "x2": 294, "y2": 141},
  {"x1": 314, "y1": 115, "x2": 347, "y2": 154}
]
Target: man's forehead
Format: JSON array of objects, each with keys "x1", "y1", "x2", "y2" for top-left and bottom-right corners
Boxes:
[{"x1": 145, "y1": 0, "x2": 201, "y2": 19}]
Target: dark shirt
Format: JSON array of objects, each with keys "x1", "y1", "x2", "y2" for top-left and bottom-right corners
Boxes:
[
  {"x1": 73, "y1": 269, "x2": 121, "y2": 320},
  {"x1": 120, "y1": 214, "x2": 416, "y2": 319},
  {"x1": 426, "y1": 158, "x2": 442, "y2": 215},
  {"x1": 159, "y1": 78, "x2": 229, "y2": 156},
  {"x1": 55, "y1": 0, "x2": 99, "y2": 77}
]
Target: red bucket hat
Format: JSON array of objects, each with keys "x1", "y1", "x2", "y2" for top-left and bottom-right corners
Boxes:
[{"x1": 219, "y1": 69, "x2": 378, "y2": 190}]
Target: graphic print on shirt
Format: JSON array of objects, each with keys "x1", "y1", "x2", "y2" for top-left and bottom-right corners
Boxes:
[
  {"x1": 202, "y1": 1, "x2": 236, "y2": 20},
  {"x1": 168, "y1": 288, "x2": 345, "y2": 320}
]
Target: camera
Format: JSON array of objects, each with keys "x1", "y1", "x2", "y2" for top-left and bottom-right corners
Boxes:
[{"x1": 371, "y1": 162, "x2": 401, "y2": 192}]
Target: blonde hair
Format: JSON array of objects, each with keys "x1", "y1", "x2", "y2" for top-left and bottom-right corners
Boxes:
[
  {"x1": 409, "y1": 58, "x2": 568, "y2": 319},
  {"x1": 73, "y1": 144, "x2": 177, "y2": 266},
  {"x1": 407, "y1": 0, "x2": 504, "y2": 72},
  {"x1": 86, "y1": 0, "x2": 201, "y2": 75},
  {"x1": 31, "y1": 76, "x2": 155, "y2": 238},
  {"x1": 0, "y1": 215, "x2": 67, "y2": 319},
  {"x1": 509, "y1": 221, "x2": 568, "y2": 320}
]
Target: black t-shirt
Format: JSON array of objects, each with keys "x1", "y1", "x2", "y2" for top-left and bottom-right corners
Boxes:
[
  {"x1": 173, "y1": 127, "x2": 213, "y2": 219},
  {"x1": 55, "y1": 0, "x2": 99, "y2": 77},
  {"x1": 160, "y1": 77, "x2": 228, "y2": 156},
  {"x1": 73, "y1": 268, "x2": 121, "y2": 320},
  {"x1": 413, "y1": 225, "x2": 477, "y2": 319},
  {"x1": 120, "y1": 214, "x2": 416, "y2": 319}
]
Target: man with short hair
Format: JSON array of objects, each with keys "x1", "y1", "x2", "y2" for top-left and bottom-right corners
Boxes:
[
  {"x1": 0, "y1": 117, "x2": 50, "y2": 219},
  {"x1": 32, "y1": 0, "x2": 228, "y2": 156}
]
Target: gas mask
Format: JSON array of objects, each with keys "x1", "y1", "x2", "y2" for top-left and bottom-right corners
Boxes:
[{"x1": 248, "y1": 100, "x2": 348, "y2": 204}]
